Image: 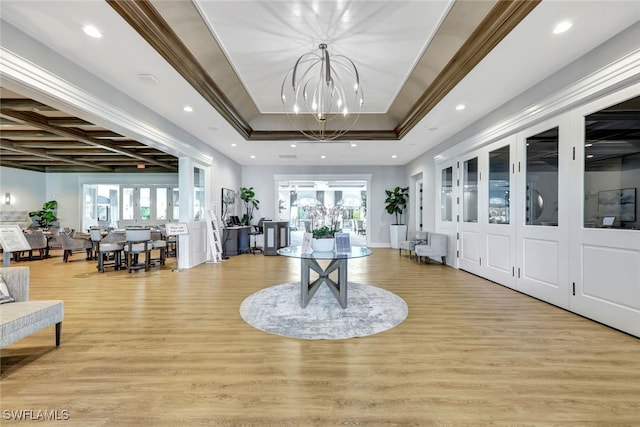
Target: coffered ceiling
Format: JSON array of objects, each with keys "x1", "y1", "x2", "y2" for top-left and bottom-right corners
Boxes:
[{"x1": 1, "y1": 1, "x2": 638, "y2": 171}]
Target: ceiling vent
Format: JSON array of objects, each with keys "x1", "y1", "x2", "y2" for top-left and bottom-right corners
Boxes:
[{"x1": 278, "y1": 154, "x2": 297, "y2": 159}]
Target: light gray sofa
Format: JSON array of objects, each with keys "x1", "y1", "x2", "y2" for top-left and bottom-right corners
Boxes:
[
  {"x1": 0, "y1": 266, "x2": 64, "y2": 349},
  {"x1": 414, "y1": 233, "x2": 448, "y2": 265}
]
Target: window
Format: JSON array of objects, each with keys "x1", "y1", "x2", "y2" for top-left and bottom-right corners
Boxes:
[
  {"x1": 194, "y1": 167, "x2": 205, "y2": 221},
  {"x1": 489, "y1": 145, "x2": 510, "y2": 224},
  {"x1": 584, "y1": 96, "x2": 639, "y2": 230},
  {"x1": 525, "y1": 127, "x2": 559, "y2": 226},
  {"x1": 441, "y1": 167, "x2": 453, "y2": 222},
  {"x1": 463, "y1": 157, "x2": 478, "y2": 222}
]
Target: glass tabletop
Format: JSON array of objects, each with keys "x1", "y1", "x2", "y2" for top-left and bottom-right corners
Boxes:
[{"x1": 277, "y1": 245, "x2": 372, "y2": 260}]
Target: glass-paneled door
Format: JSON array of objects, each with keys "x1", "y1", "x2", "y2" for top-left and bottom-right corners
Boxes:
[
  {"x1": 515, "y1": 116, "x2": 571, "y2": 308},
  {"x1": 569, "y1": 90, "x2": 640, "y2": 337},
  {"x1": 484, "y1": 138, "x2": 517, "y2": 288},
  {"x1": 118, "y1": 186, "x2": 178, "y2": 228},
  {"x1": 458, "y1": 155, "x2": 482, "y2": 274},
  {"x1": 437, "y1": 163, "x2": 456, "y2": 266}
]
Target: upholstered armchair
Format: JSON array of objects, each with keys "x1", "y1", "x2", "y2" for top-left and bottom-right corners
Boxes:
[
  {"x1": 18, "y1": 230, "x2": 48, "y2": 261},
  {"x1": 414, "y1": 233, "x2": 448, "y2": 265},
  {"x1": 398, "y1": 231, "x2": 428, "y2": 260},
  {"x1": 57, "y1": 231, "x2": 93, "y2": 262}
]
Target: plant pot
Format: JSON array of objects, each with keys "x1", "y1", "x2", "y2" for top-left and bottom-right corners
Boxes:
[
  {"x1": 389, "y1": 224, "x2": 407, "y2": 249},
  {"x1": 311, "y1": 238, "x2": 335, "y2": 252}
]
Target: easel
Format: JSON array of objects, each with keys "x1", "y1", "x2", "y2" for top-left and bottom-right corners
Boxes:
[{"x1": 205, "y1": 209, "x2": 223, "y2": 263}]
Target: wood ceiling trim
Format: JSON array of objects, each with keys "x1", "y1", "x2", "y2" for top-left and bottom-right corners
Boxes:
[
  {"x1": 395, "y1": 0, "x2": 541, "y2": 138},
  {"x1": 106, "y1": 0, "x2": 252, "y2": 140},
  {"x1": 1, "y1": 108, "x2": 177, "y2": 171},
  {"x1": 107, "y1": 0, "x2": 539, "y2": 142}
]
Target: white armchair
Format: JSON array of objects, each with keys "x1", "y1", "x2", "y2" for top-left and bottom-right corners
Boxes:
[
  {"x1": 414, "y1": 233, "x2": 448, "y2": 265},
  {"x1": 398, "y1": 231, "x2": 428, "y2": 260}
]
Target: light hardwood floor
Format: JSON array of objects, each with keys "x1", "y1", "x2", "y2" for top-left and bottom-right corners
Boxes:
[{"x1": 1, "y1": 248, "x2": 638, "y2": 426}]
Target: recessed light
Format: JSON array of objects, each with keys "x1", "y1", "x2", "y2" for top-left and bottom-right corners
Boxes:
[
  {"x1": 586, "y1": 154, "x2": 594, "y2": 159},
  {"x1": 455, "y1": 104, "x2": 466, "y2": 111},
  {"x1": 290, "y1": 143, "x2": 297, "y2": 148},
  {"x1": 82, "y1": 25, "x2": 102, "y2": 38},
  {"x1": 183, "y1": 106, "x2": 193, "y2": 113},
  {"x1": 350, "y1": 143, "x2": 357, "y2": 147},
  {"x1": 321, "y1": 155, "x2": 326, "y2": 159},
  {"x1": 250, "y1": 155, "x2": 256, "y2": 159},
  {"x1": 553, "y1": 20, "x2": 572, "y2": 34},
  {"x1": 392, "y1": 155, "x2": 397, "y2": 159},
  {"x1": 231, "y1": 143, "x2": 237, "y2": 147},
  {"x1": 584, "y1": 143, "x2": 593, "y2": 147}
]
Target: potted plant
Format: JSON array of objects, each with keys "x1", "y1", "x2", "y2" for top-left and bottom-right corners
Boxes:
[
  {"x1": 239, "y1": 187, "x2": 260, "y2": 225},
  {"x1": 384, "y1": 186, "x2": 409, "y2": 249},
  {"x1": 29, "y1": 200, "x2": 58, "y2": 229},
  {"x1": 308, "y1": 205, "x2": 343, "y2": 251}
]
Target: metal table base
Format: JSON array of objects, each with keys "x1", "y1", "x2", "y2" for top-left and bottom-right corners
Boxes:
[{"x1": 300, "y1": 257, "x2": 348, "y2": 308}]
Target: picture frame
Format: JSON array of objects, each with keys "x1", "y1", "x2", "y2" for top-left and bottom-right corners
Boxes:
[
  {"x1": 221, "y1": 188, "x2": 237, "y2": 224},
  {"x1": 598, "y1": 188, "x2": 636, "y2": 222},
  {"x1": 334, "y1": 232, "x2": 351, "y2": 253}
]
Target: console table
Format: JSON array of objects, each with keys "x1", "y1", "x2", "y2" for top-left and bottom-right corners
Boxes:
[
  {"x1": 222, "y1": 226, "x2": 251, "y2": 256},
  {"x1": 276, "y1": 245, "x2": 372, "y2": 308}
]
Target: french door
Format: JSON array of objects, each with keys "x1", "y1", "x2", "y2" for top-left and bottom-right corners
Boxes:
[{"x1": 514, "y1": 116, "x2": 571, "y2": 309}]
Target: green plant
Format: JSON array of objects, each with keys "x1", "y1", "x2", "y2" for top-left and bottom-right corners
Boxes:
[
  {"x1": 239, "y1": 186, "x2": 260, "y2": 225},
  {"x1": 385, "y1": 186, "x2": 409, "y2": 225},
  {"x1": 312, "y1": 225, "x2": 337, "y2": 239},
  {"x1": 29, "y1": 200, "x2": 58, "y2": 228}
]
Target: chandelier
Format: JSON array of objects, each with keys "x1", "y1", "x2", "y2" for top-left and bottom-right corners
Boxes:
[{"x1": 281, "y1": 43, "x2": 364, "y2": 141}]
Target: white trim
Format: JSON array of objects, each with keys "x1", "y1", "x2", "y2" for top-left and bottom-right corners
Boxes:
[{"x1": 0, "y1": 48, "x2": 213, "y2": 166}]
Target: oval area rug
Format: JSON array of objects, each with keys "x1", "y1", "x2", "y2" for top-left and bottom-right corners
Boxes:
[{"x1": 239, "y1": 282, "x2": 408, "y2": 340}]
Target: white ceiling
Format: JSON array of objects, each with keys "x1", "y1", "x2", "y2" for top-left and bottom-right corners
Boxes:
[{"x1": 1, "y1": 1, "x2": 639, "y2": 167}]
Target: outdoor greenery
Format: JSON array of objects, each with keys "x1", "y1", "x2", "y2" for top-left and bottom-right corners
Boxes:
[
  {"x1": 384, "y1": 186, "x2": 409, "y2": 225},
  {"x1": 239, "y1": 186, "x2": 260, "y2": 225},
  {"x1": 28, "y1": 200, "x2": 58, "y2": 228}
]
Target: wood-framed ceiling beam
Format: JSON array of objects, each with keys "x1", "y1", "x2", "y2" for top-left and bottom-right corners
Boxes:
[
  {"x1": 0, "y1": 159, "x2": 46, "y2": 172},
  {"x1": 1, "y1": 139, "x2": 113, "y2": 171},
  {"x1": 0, "y1": 109, "x2": 177, "y2": 171},
  {"x1": 0, "y1": 99, "x2": 55, "y2": 111}
]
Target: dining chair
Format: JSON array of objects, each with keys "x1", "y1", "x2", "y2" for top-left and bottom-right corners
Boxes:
[{"x1": 123, "y1": 228, "x2": 152, "y2": 273}]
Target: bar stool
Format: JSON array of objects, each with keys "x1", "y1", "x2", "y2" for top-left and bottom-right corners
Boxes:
[{"x1": 249, "y1": 218, "x2": 264, "y2": 254}]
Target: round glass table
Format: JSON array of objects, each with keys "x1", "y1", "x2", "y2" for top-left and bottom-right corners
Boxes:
[{"x1": 277, "y1": 246, "x2": 372, "y2": 308}]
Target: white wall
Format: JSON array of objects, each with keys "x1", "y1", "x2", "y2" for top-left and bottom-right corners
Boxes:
[
  {"x1": 0, "y1": 166, "x2": 46, "y2": 215},
  {"x1": 241, "y1": 165, "x2": 406, "y2": 246}
]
